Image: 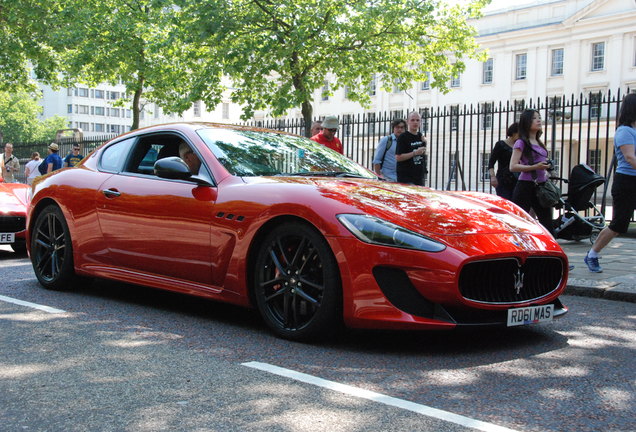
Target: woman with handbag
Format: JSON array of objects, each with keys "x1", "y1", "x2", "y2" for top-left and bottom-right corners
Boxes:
[
  {"x1": 585, "y1": 93, "x2": 636, "y2": 273},
  {"x1": 509, "y1": 109, "x2": 555, "y2": 235},
  {"x1": 488, "y1": 122, "x2": 519, "y2": 200}
]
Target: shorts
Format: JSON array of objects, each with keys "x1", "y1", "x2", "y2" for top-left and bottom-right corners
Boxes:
[{"x1": 609, "y1": 173, "x2": 636, "y2": 233}]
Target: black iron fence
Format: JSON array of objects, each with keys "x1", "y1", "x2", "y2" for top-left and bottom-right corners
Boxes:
[{"x1": 7, "y1": 88, "x2": 633, "y2": 219}]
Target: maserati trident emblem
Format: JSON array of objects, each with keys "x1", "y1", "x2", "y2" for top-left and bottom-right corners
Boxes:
[{"x1": 513, "y1": 266, "x2": 524, "y2": 295}]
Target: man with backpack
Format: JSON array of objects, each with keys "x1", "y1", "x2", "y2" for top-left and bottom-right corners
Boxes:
[
  {"x1": 40, "y1": 143, "x2": 63, "y2": 175},
  {"x1": 372, "y1": 118, "x2": 406, "y2": 181}
]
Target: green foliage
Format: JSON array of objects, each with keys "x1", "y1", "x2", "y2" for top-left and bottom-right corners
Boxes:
[
  {"x1": 183, "y1": 0, "x2": 489, "y2": 133},
  {"x1": 0, "y1": 0, "x2": 63, "y2": 91},
  {"x1": 0, "y1": 91, "x2": 68, "y2": 143}
]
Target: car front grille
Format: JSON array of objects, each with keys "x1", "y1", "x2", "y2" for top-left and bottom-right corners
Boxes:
[
  {"x1": 459, "y1": 257, "x2": 563, "y2": 304},
  {"x1": 0, "y1": 216, "x2": 26, "y2": 233}
]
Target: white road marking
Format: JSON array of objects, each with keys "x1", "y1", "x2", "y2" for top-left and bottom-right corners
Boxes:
[
  {"x1": 0, "y1": 295, "x2": 66, "y2": 314},
  {"x1": 243, "y1": 361, "x2": 520, "y2": 432}
]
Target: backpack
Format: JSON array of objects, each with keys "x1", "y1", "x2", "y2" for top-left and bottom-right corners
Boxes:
[
  {"x1": 379, "y1": 135, "x2": 393, "y2": 168},
  {"x1": 38, "y1": 159, "x2": 48, "y2": 175}
]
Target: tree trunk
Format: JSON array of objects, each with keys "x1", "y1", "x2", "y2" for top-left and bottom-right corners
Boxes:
[
  {"x1": 301, "y1": 99, "x2": 313, "y2": 137},
  {"x1": 131, "y1": 85, "x2": 143, "y2": 131}
]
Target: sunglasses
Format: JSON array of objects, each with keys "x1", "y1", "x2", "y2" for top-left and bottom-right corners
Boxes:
[{"x1": 326, "y1": 128, "x2": 337, "y2": 132}]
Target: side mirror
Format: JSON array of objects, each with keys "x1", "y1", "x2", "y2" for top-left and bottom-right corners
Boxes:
[
  {"x1": 154, "y1": 156, "x2": 191, "y2": 180},
  {"x1": 154, "y1": 156, "x2": 215, "y2": 187}
]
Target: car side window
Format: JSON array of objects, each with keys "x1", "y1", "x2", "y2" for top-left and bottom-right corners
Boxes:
[{"x1": 100, "y1": 138, "x2": 136, "y2": 172}]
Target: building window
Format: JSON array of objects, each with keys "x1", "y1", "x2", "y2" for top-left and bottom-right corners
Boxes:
[
  {"x1": 591, "y1": 42, "x2": 605, "y2": 71},
  {"x1": 391, "y1": 109, "x2": 403, "y2": 121},
  {"x1": 94, "y1": 106, "x2": 105, "y2": 116},
  {"x1": 193, "y1": 101, "x2": 201, "y2": 117},
  {"x1": 109, "y1": 91, "x2": 120, "y2": 100},
  {"x1": 419, "y1": 108, "x2": 429, "y2": 134},
  {"x1": 67, "y1": 104, "x2": 73, "y2": 113},
  {"x1": 94, "y1": 89, "x2": 104, "y2": 99},
  {"x1": 95, "y1": 123, "x2": 105, "y2": 132},
  {"x1": 111, "y1": 108, "x2": 121, "y2": 117},
  {"x1": 78, "y1": 87, "x2": 89, "y2": 97},
  {"x1": 481, "y1": 102, "x2": 493, "y2": 130},
  {"x1": 321, "y1": 81, "x2": 330, "y2": 101},
  {"x1": 368, "y1": 74, "x2": 377, "y2": 96},
  {"x1": 109, "y1": 124, "x2": 119, "y2": 133},
  {"x1": 515, "y1": 53, "x2": 527, "y2": 80},
  {"x1": 67, "y1": 88, "x2": 73, "y2": 96},
  {"x1": 344, "y1": 86, "x2": 351, "y2": 99},
  {"x1": 588, "y1": 149, "x2": 601, "y2": 173},
  {"x1": 222, "y1": 103, "x2": 229, "y2": 119},
  {"x1": 367, "y1": 112, "x2": 376, "y2": 135},
  {"x1": 482, "y1": 152, "x2": 491, "y2": 181},
  {"x1": 450, "y1": 73, "x2": 461, "y2": 88},
  {"x1": 420, "y1": 73, "x2": 431, "y2": 90},
  {"x1": 450, "y1": 105, "x2": 459, "y2": 131},
  {"x1": 79, "y1": 122, "x2": 89, "y2": 131},
  {"x1": 126, "y1": 109, "x2": 132, "y2": 118},
  {"x1": 342, "y1": 114, "x2": 353, "y2": 137},
  {"x1": 79, "y1": 105, "x2": 89, "y2": 114},
  {"x1": 393, "y1": 78, "x2": 401, "y2": 93},
  {"x1": 589, "y1": 91, "x2": 602, "y2": 119},
  {"x1": 153, "y1": 104, "x2": 159, "y2": 119},
  {"x1": 514, "y1": 99, "x2": 525, "y2": 122},
  {"x1": 551, "y1": 48, "x2": 564, "y2": 76},
  {"x1": 482, "y1": 58, "x2": 493, "y2": 84}
]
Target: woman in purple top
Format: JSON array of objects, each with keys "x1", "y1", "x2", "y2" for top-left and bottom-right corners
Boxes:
[{"x1": 509, "y1": 109, "x2": 555, "y2": 235}]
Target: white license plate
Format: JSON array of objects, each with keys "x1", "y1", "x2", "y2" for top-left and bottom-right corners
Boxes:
[
  {"x1": 507, "y1": 304, "x2": 554, "y2": 327},
  {"x1": 0, "y1": 233, "x2": 15, "y2": 244}
]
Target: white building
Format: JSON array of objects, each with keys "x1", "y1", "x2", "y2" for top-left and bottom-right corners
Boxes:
[
  {"x1": 38, "y1": 78, "x2": 244, "y2": 138},
  {"x1": 279, "y1": 0, "x2": 636, "y2": 121}
]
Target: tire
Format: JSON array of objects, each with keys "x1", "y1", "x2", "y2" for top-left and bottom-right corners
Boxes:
[
  {"x1": 253, "y1": 222, "x2": 342, "y2": 341},
  {"x1": 30, "y1": 205, "x2": 77, "y2": 290}
]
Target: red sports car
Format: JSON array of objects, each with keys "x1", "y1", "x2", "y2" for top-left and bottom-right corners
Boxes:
[
  {"x1": 0, "y1": 178, "x2": 28, "y2": 254},
  {"x1": 27, "y1": 123, "x2": 568, "y2": 340}
]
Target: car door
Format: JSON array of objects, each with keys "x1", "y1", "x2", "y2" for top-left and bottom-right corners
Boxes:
[{"x1": 95, "y1": 136, "x2": 217, "y2": 286}]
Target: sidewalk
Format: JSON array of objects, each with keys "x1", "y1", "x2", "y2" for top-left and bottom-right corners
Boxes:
[{"x1": 560, "y1": 236, "x2": 636, "y2": 303}]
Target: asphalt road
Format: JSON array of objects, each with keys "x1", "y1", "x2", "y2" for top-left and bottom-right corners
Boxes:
[{"x1": 1, "y1": 247, "x2": 634, "y2": 432}]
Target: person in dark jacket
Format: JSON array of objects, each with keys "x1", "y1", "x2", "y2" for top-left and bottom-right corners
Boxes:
[{"x1": 488, "y1": 123, "x2": 519, "y2": 200}]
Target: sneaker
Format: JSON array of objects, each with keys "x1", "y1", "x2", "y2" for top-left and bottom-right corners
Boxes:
[
  {"x1": 568, "y1": 264, "x2": 575, "y2": 271},
  {"x1": 584, "y1": 253, "x2": 603, "y2": 273}
]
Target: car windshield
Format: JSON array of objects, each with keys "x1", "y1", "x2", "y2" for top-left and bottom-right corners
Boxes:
[{"x1": 196, "y1": 128, "x2": 374, "y2": 178}]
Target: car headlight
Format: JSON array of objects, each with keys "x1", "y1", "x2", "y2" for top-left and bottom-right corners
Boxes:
[{"x1": 337, "y1": 214, "x2": 446, "y2": 252}]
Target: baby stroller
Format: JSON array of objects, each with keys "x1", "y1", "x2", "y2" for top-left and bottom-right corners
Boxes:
[{"x1": 552, "y1": 164, "x2": 606, "y2": 243}]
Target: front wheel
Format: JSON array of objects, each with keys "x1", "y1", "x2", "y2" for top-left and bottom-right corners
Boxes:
[
  {"x1": 253, "y1": 222, "x2": 342, "y2": 341},
  {"x1": 31, "y1": 205, "x2": 77, "y2": 290}
]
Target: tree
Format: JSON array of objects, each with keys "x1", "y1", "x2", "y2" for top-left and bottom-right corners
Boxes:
[
  {"x1": 0, "y1": 91, "x2": 68, "y2": 143},
  {"x1": 184, "y1": 0, "x2": 489, "y2": 136},
  {"x1": 0, "y1": 0, "x2": 63, "y2": 91},
  {"x1": 47, "y1": 0, "x2": 224, "y2": 130}
]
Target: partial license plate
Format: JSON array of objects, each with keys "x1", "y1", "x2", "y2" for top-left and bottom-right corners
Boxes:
[
  {"x1": 0, "y1": 233, "x2": 15, "y2": 244},
  {"x1": 507, "y1": 304, "x2": 554, "y2": 327}
]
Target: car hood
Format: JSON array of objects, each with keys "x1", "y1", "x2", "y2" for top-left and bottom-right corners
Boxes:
[
  {"x1": 254, "y1": 176, "x2": 542, "y2": 237},
  {"x1": 0, "y1": 183, "x2": 29, "y2": 213}
]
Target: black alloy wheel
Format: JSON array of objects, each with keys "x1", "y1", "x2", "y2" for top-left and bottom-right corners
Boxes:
[
  {"x1": 31, "y1": 205, "x2": 76, "y2": 290},
  {"x1": 253, "y1": 222, "x2": 342, "y2": 341}
]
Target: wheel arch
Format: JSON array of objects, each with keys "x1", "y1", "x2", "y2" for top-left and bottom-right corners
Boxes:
[{"x1": 27, "y1": 198, "x2": 63, "y2": 249}]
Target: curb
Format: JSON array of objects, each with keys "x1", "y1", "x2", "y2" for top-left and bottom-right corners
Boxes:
[{"x1": 565, "y1": 283, "x2": 636, "y2": 303}]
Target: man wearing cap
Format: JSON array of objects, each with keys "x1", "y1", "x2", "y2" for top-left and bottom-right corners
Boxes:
[
  {"x1": 310, "y1": 115, "x2": 343, "y2": 154},
  {"x1": 2, "y1": 143, "x2": 20, "y2": 183},
  {"x1": 43, "y1": 143, "x2": 63, "y2": 174}
]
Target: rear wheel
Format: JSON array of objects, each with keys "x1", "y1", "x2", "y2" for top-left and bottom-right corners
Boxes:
[
  {"x1": 31, "y1": 205, "x2": 77, "y2": 290},
  {"x1": 253, "y1": 222, "x2": 342, "y2": 341}
]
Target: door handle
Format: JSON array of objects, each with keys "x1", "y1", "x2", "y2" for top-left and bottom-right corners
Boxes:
[{"x1": 102, "y1": 189, "x2": 121, "y2": 198}]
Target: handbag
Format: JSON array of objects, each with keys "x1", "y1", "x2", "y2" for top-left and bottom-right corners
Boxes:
[
  {"x1": 525, "y1": 141, "x2": 561, "y2": 208},
  {"x1": 536, "y1": 180, "x2": 561, "y2": 208}
]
